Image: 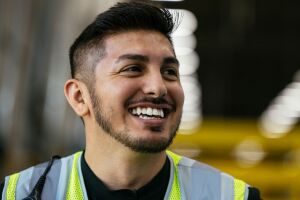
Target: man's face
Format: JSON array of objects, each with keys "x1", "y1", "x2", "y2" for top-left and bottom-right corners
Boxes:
[{"x1": 89, "y1": 30, "x2": 184, "y2": 153}]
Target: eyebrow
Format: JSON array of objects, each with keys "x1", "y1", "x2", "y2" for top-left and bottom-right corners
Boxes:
[
  {"x1": 116, "y1": 54, "x2": 149, "y2": 63},
  {"x1": 115, "y1": 54, "x2": 179, "y2": 66},
  {"x1": 163, "y1": 57, "x2": 179, "y2": 66}
]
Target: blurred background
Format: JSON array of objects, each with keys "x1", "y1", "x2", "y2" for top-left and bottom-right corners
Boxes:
[{"x1": 0, "y1": 0, "x2": 299, "y2": 199}]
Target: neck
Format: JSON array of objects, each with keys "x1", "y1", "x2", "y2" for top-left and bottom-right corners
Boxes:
[{"x1": 84, "y1": 129, "x2": 167, "y2": 190}]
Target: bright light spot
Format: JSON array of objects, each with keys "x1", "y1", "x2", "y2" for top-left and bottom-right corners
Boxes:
[
  {"x1": 178, "y1": 52, "x2": 200, "y2": 75},
  {"x1": 180, "y1": 76, "x2": 202, "y2": 130},
  {"x1": 173, "y1": 35, "x2": 197, "y2": 51},
  {"x1": 173, "y1": 34, "x2": 197, "y2": 56},
  {"x1": 259, "y1": 115, "x2": 292, "y2": 138},
  {"x1": 281, "y1": 83, "x2": 300, "y2": 99},
  {"x1": 181, "y1": 75, "x2": 201, "y2": 91},
  {"x1": 180, "y1": 120, "x2": 201, "y2": 131},
  {"x1": 181, "y1": 111, "x2": 201, "y2": 121},
  {"x1": 267, "y1": 104, "x2": 298, "y2": 124},
  {"x1": 168, "y1": 8, "x2": 201, "y2": 131},
  {"x1": 233, "y1": 139, "x2": 266, "y2": 167},
  {"x1": 277, "y1": 95, "x2": 300, "y2": 116},
  {"x1": 259, "y1": 104, "x2": 297, "y2": 138},
  {"x1": 170, "y1": 9, "x2": 198, "y2": 37},
  {"x1": 174, "y1": 47, "x2": 194, "y2": 56},
  {"x1": 259, "y1": 80, "x2": 300, "y2": 138},
  {"x1": 181, "y1": 76, "x2": 201, "y2": 111}
]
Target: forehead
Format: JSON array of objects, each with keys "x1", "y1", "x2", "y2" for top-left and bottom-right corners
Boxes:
[{"x1": 102, "y1": 30, "x2": 175, "y2": 58}]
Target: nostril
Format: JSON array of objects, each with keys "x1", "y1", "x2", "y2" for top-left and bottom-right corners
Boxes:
[
  {"x1": 148, "y1": 85, "x2": 167, "y2": 97},
  {"x1": 142, "y1": 76, "x2": 167, "y2": 97},
  {"x1": 146, "y1": 90, "x2": 167, "y2": 98},
  {"x1": 160, "y1": 90, "x2": 167, "y2": 97}
]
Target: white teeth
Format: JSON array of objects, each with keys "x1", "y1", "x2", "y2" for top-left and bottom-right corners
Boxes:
[
  {"x1": 146, "y1": 108, "x2": 152, "y2": 115},
  {"x1": 137, "y1": 107, "x2": 142, "y2": 115},
  {"x1": 142, "y1": 108, "x2": 147, "y2": 114},
  {"x1": 132, "y1": 109, "x2": 137, "y2": 114},
  {"x1": 153, "y1": 108, "x2": 159, "y2": 116},
  {"x1": 130, "y1": 107, "x2": 165, "y2": 118},
  {"x1": 160, "y1": 110, "x2": 164, "y2": 118}
]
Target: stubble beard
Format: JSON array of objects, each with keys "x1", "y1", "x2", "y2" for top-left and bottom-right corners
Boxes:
[{"x1": 90, "y1": 89, "x2": 181, "y2": 153}]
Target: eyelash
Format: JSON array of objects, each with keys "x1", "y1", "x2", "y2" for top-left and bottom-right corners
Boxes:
[
  {"x1": 163, "y1": 68, "x2": 177, "y2": 75},
  {"x1": 119, "y1": 65, "x2": 144, "y2": 77},
  {"x1": 162, "y1": 67, "x2": 179, "y2": 79},
  {"x1": 124, "y1": 65, "x2": 143, "y2": 72},
  {"x1": 120, "y1": 65, "x2": 179, "y2": 80}
]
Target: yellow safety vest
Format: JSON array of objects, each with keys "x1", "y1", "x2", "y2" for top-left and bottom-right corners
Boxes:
[{"x1": 3, "y1": 151, "x2": 247, "y2": 200}]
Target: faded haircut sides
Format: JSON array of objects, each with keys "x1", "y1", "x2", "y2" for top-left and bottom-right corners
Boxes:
[{"x1": 69, "y1": 1, "x2": 179, "y2": 87}]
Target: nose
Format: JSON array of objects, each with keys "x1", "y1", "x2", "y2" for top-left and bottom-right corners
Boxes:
[{"x1": 142, "y1": 73, "x2": 167, "y2": 98}]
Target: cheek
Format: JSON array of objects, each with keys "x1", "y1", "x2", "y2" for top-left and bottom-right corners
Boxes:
[
  {"x1": 178, "y1": 90, "x2": 185, "y2": 109},
  {"x1": 170, "y1": 85, "x2": 185, "y2": 108},
  {"x1": 102, "y1": 81, "x2": 140, "y2": 104}
]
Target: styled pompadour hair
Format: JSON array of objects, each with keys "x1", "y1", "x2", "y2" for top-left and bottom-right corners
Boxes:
[{"x1": 69, "y1": 1, "x2": 178, "y2": 85}]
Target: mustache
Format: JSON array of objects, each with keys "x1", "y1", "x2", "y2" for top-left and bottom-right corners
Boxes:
[{"x1": 125, "y1": 96, "x2": 175, "y2": 109}]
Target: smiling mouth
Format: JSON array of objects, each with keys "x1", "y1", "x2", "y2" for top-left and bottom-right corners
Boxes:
[{"x1": 129, "y1": 107, "x2": 170, "y2": 119}]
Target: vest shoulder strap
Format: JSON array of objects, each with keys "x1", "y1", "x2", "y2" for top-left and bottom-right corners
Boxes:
[
  {"x1": 167, "y1": 150, "x2": 248, "y2": 200},
  {"x1": 166, "y1": 150, "x2": 182, "y2": 200},
  {"x1": 2, "y1": 152, "x2": 83, "y2": 200},
  {"x1": 65, "y1": 151, "x2": 84, "y2": 200},
  {"x1": 4, "y1": 172, "x2": 20, "y2": 200}
]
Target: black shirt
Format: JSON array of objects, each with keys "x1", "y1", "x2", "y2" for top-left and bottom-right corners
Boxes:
[{"x1": 81, "y1": 153, "x2": 170, "y2": 200}]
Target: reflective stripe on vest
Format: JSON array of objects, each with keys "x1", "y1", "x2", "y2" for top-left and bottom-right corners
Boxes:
[
  {"x1": 5, "y1": 173, "x2": 20, "y2": 200},
  {"x1": 220, "y1": 172, "x2": 247, "y2": 200},
  {"x1": 234, "y1": 179, "x2": 246, "y2": 200},
  {"x1": 66, "y1": 151, "x2": 84, "y2": 200},
  {"x1": 166, "y1": 151, "x2": 182, "y2": 200},
  {"x1": 3, "y1": 151, "x2": 249, "y2": 200}
]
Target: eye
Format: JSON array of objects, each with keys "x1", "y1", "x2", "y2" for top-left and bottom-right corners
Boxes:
[
  {"x1": 162, "y1": 67, "x2": 179, "y2": 80},
  {"x1": 124, "y1": 65, "x2": 142, "y2": 72},
  {"x1": 120, "y1": 65, "x2": 144, "y2": 76}
]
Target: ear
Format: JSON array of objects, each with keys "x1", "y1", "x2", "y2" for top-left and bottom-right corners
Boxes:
[{"x1": 64, "y1": 79, "x2": 90, "y2": 117}]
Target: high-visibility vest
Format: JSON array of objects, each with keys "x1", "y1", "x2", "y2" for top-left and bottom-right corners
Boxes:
[{"x1": 2, "y1": 151, "x2": 249, "y2": 200}]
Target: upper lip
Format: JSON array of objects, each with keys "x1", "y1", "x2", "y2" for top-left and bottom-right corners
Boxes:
[
  {"x1": 126, "y1": 96, "x2": 175, "y2": 108},
  {"x1": 127, "y1": 102, "x2": 173, "y2": 110},
  {"x1": 125, "y1": 97, "x2": 176, "y2": 117},
  {"x1": 127, "y1": 100, "x2": 175, "y2": 117}
]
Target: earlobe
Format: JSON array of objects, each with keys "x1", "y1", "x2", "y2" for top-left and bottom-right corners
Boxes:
[{"x1": 64, "y1": 79, "x2": 89, "y2": 116}]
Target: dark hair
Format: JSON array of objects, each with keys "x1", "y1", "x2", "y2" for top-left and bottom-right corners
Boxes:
[{"x1": 69, "y1": 1, "x2": 178, "y2": 84}]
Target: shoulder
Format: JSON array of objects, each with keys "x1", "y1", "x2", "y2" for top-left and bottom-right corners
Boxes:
[
  {"x1": 15, "y1": 152, "x2": 78, "y2": 177},
  {"x1": 177, "y1": 155, "x2": 221, "y2": 175},
  {"x1": 176, "y1": 155, "x2": 262, "y2": 200},
  {"x1": 2, "y1": 153, "x2": 76, "y2": 190},
  {"x1": 1, "y1": 153, "x2": 80, "y2": 199},
  {"x1": 176, "y1": 155, "x2": 245, "y2": 186},
  {"x1": 2, "y1": 158, "x2": 56, "y2": 192}
]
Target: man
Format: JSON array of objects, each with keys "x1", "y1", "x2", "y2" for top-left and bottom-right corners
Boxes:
[{"x1": 1, "y1": 1, "x2": 261, "y2": 199}]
